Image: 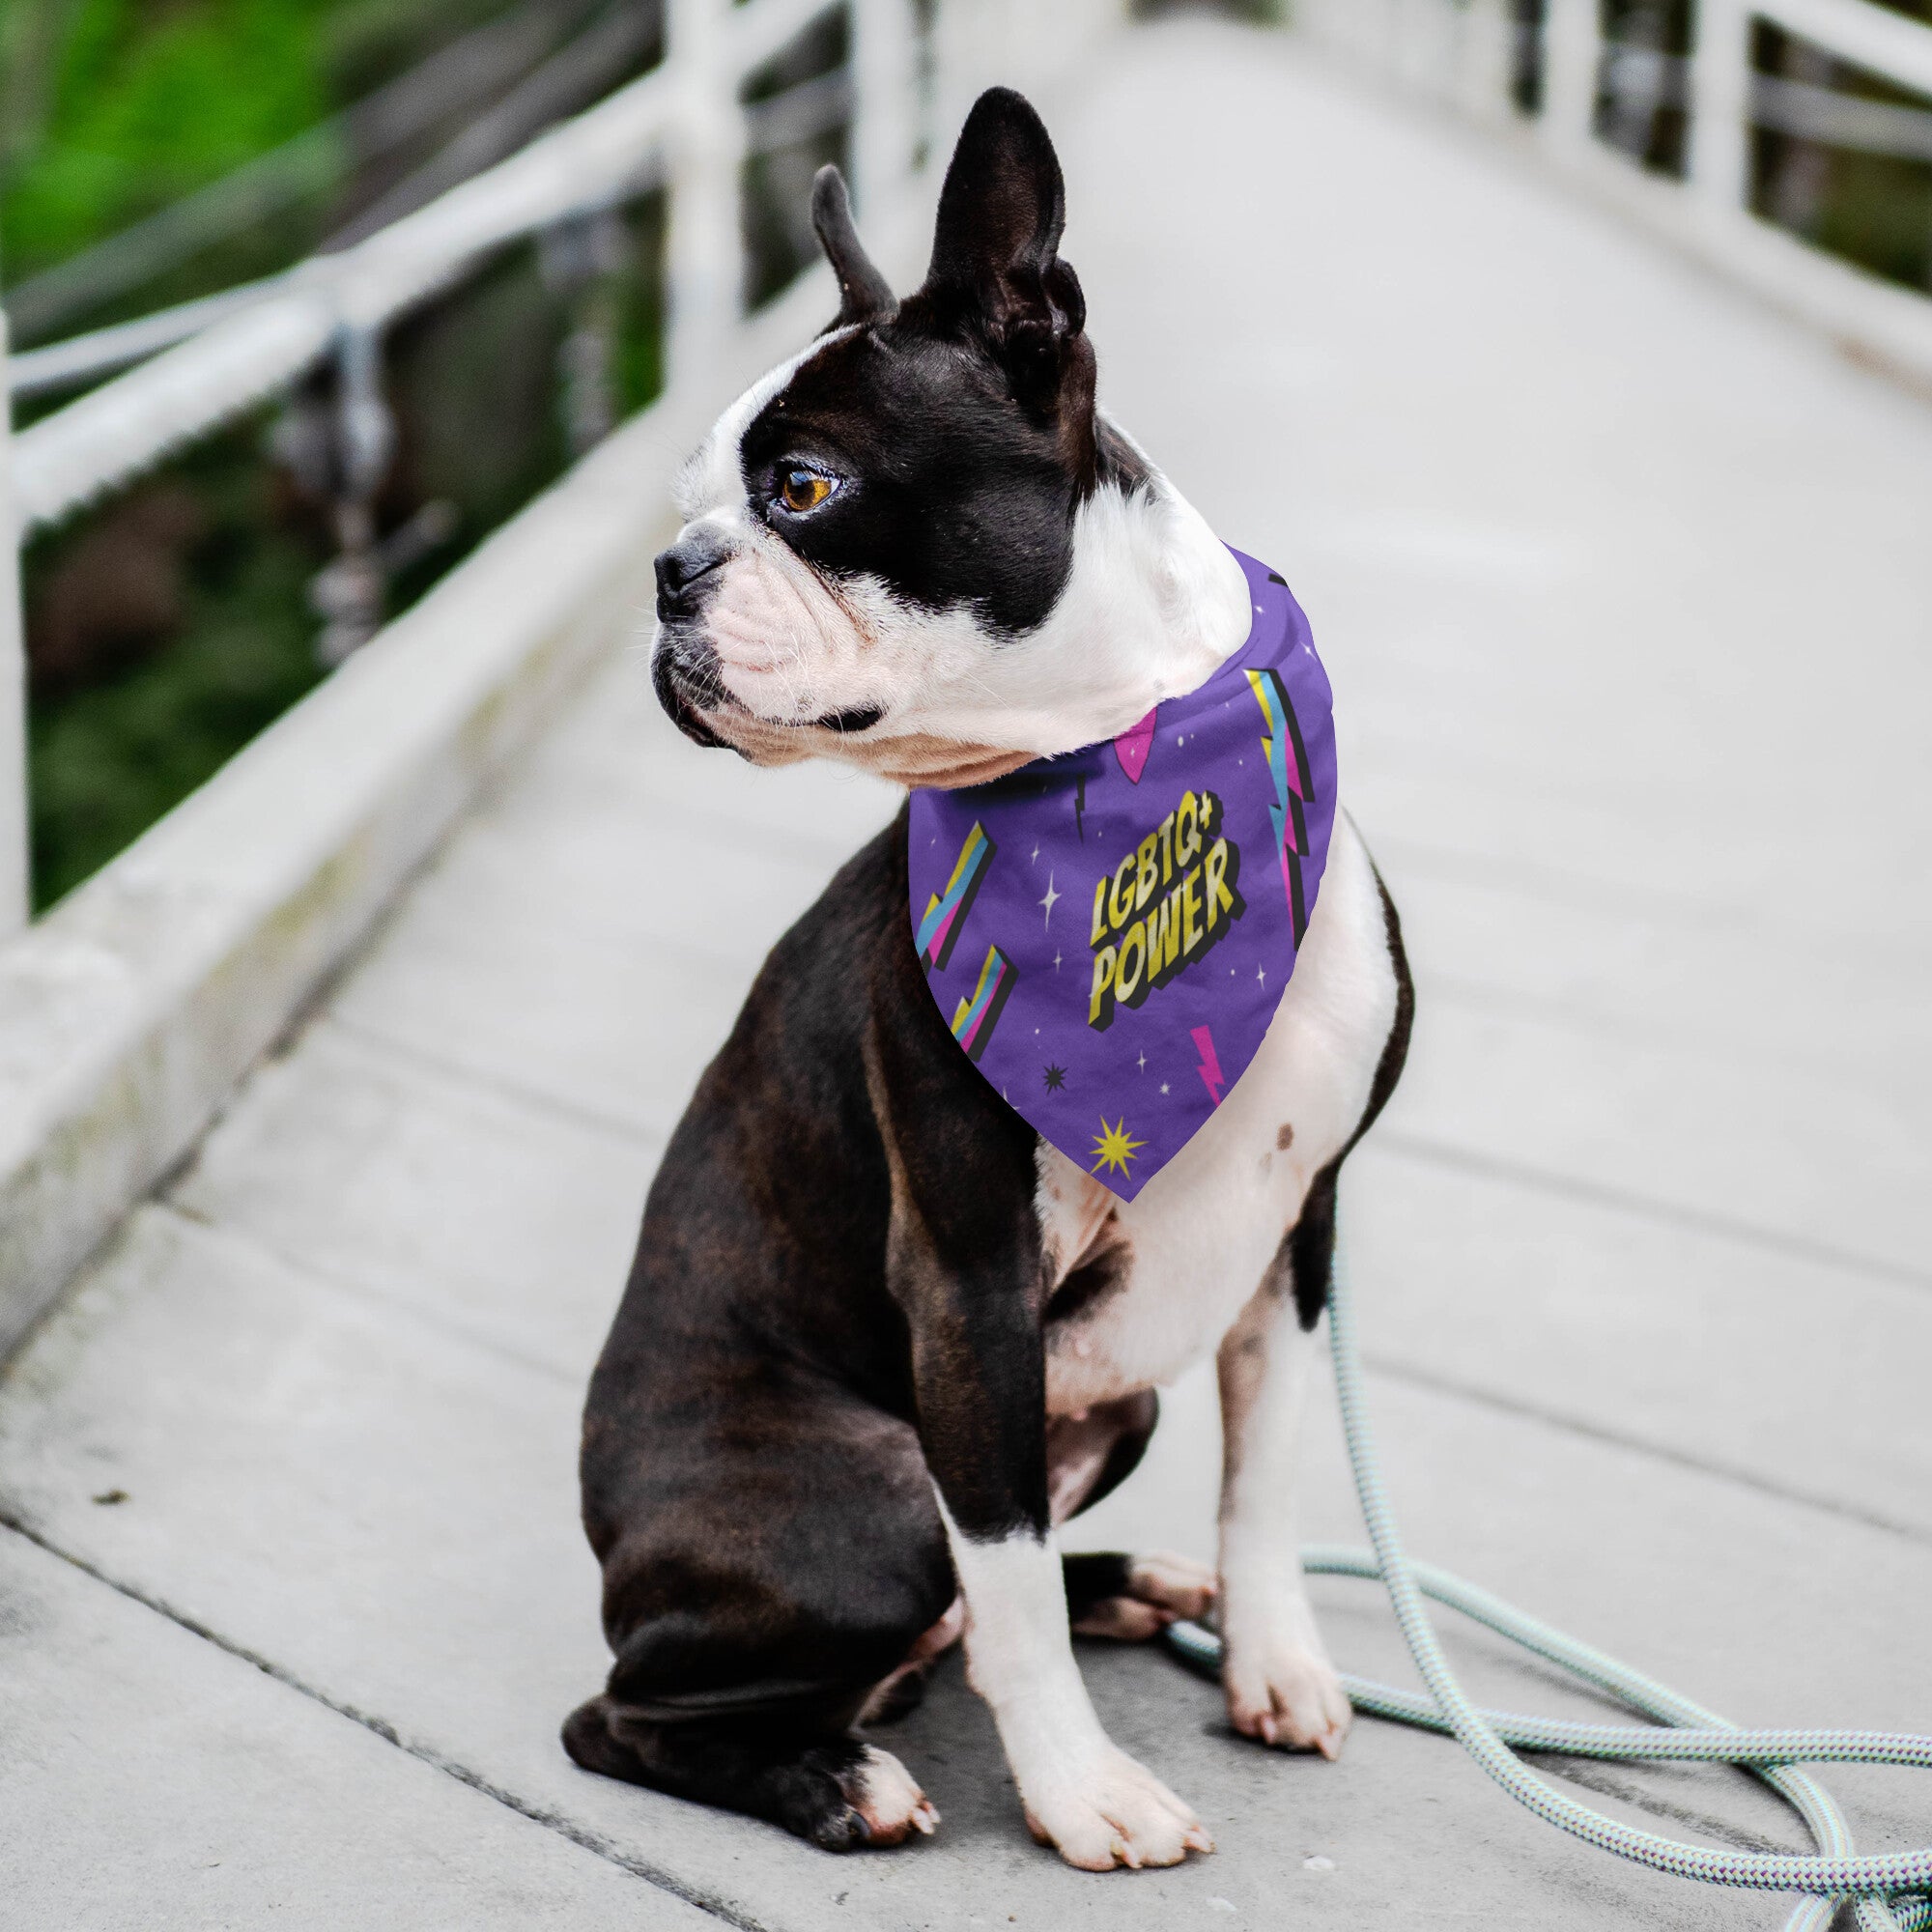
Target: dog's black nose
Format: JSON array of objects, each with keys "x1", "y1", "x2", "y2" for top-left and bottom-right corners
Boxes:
[{"x1": 655, "y1": 532, "x2": 731, "y2": 620}]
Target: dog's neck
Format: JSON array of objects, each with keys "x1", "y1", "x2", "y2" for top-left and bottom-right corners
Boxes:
[
  {"x1": 844, "y1": 435, "x2": 1254, "y2": 788},
  {"x1": 686, "y1": 412, "x2": 1256, "y2": 793}
]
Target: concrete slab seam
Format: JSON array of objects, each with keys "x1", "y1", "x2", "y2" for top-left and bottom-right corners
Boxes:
[
  {"x1": 325, "y1": 1010, "x2": 668, "y2": 1151},
  {"x1": 0, "y1": 1508, "x2": 773, "y2": 1932},
  {"x1": 1364, "y1": 1352, "x2": 1932, "y2": 1549},
  {"x1": 1379, "y1": 1132, "x2": 1932, "y2": 1297},
  {"x1": 152, "y1": 1199, "x2": 585, "y2": 1389}
]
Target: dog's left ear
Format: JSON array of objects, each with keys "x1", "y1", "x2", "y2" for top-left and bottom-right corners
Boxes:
[
  {"x1": 922, "y1": 87, "x2": 1089, "y2": 412},
  {"x1": 812, "y1": 165, "x2": 895, "y2": 327}
]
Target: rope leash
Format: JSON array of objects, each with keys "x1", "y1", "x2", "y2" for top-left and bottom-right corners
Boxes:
[{"x1": 1161, "y1": 1220, "x2": 1932, "y2": 1931}]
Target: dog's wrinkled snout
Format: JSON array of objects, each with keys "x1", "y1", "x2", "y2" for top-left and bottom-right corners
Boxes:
[{"x1": 654, "y1": 531, "x2": 731, "y2": 621}]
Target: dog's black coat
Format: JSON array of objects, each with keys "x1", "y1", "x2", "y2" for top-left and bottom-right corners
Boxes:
[
  {"x1": 570, "y1": 814, "x2": 1169, "y2": 1845},
  {"x1": 567, "y1": 89, "x2": 1414, "y2": 1854}
]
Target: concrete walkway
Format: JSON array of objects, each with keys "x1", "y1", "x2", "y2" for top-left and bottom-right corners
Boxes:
[{"x1": 5, "y1": 16, "x2": 1931, "y2": 1928}]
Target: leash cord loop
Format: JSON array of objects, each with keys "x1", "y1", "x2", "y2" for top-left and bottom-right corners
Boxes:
[{"x1": 1161, "y1": 1221, "x2": 1932, "y2": 1932}]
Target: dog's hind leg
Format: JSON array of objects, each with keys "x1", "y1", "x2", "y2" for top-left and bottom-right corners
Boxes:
[
  {"x1": 1063, "y1": 1550, "x2": 1216, "y2": 1641},
  {"x1": 1047, "y1": 1391, "x2": 1217, "y2": 1641},
  {"x1": 562, "y1": 1698, "x2": 937, "y2": 1849}
]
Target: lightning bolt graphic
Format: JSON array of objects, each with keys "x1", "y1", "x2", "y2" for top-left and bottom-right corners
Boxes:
[{"x1": 1191, "y1": 1024, "x2": 1226, "y2": 1108}]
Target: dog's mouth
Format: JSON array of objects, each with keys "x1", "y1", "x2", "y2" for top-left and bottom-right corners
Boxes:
[
  {"x1": 651, "y1": 640, "x2": 732, "y2": 751},
  {"x1": 653, "y1": 636, "x2": 885, "y2": 751}
]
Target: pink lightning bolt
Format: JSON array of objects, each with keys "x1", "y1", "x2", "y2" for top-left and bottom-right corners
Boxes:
[{"x1": 1190, "y1": 1025, "x2": 1226, "y2": 1107}]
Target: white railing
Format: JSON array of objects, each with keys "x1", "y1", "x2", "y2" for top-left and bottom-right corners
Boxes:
[
  {"x1": 0, "y1": 0, "x2": 1125, "y2": 943},
  {"x1": 0, "y1": 2, "x2": 843, "y2": 936},
  {"x1": 0, "y1": 0, "x2": 1126, "y2": 1350},
  {"x1": 1293, "y1": 0, "x2": 1932, "y2": 387}
]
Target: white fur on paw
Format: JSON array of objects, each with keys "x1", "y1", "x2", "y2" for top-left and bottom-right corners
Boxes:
[
  {"x1": 1223, "y1": 1639, "x2": 1352, "y2": 1759},
  {"x1": 1020, "y1": 1744, "x2": 1213, "y2": 1871},
  {"x1": 848, "y1": 1745, "x2": 940, "y2": 1845}
]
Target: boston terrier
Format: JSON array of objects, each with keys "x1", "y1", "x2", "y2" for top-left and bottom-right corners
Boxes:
[{"x1": 564, "y1": 87, "x2": 1412, "y2": 1870}]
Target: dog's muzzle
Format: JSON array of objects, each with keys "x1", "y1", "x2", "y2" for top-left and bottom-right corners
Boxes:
[{"x1": 651, "y1": 532, "x2": 735, "y2": 749}]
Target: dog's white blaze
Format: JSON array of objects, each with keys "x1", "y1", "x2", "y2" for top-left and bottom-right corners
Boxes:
[
  {"x1": 1037, "y1": 814, "x2": 1397, "y2": 1411},
  {"x1": 672, "y1": 329, "x2": 858, "y2": 521}
]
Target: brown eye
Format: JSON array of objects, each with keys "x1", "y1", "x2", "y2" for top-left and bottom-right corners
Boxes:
[{"x1": 779, "y1": 469, "x2": 834, "y2": 513}]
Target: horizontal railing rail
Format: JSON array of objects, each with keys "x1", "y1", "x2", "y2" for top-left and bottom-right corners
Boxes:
[
  {"x1": 0, "y1": 0, "x2": 893, "y2": 938},
  {"x1": 0, "y1": 0, "x2": 1124, "y2": 1357},
  {"x1": 0, "y1": 0, "x2": 1125, "y2": 939}
]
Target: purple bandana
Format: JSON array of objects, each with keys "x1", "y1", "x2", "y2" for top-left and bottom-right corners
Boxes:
[{"x1": 907, "y1": 550, "x2": 1337, "y2": 1201}]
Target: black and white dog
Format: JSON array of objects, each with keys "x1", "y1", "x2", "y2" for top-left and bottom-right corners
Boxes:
[{"x1": 565, "y1": 88, "x2": 1412, "y2": 1870}]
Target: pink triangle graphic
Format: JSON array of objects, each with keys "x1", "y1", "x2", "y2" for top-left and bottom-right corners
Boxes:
[{"x1": 1114, "y1": 707, "x2": 1156, "y2": 784}]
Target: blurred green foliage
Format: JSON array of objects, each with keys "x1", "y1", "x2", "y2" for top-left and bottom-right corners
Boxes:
[
  {"x1": 0, "y1": 0, "x2": 518, "y2": 287},
  {"x1": 23, "y1": 418, "x2": 329, "y2": 904},
  {"x1": 6, "y1": 0, "x2": 666, "y2": 911},
  {"x1": 2, "y1": 0, "x2": 328, "y2": 280}
]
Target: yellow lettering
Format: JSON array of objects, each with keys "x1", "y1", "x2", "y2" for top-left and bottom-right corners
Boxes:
[
  {"x1": 1150, "y1": 894, "x2": 1181, "y2": 979},
  {"x1": 1176, "y1": 792, "x2": 1201, "y2": 867},
  {"x1": 1158, "y1": 812, "x2": 1175, "y2": 887},
  {"x1": 1205, "y1": 837, "x2": 1234, "y2": 930},
  {"x1": 1090, "y1": 877, "x2": 1109, "y2": 947},
  {"x1": 1088, "y1": 946, "x2": 1118, "y2": 1026},
  {"x1": 1115, "y1": 923, "x2": 1147, "y2": 1004},
  {"x1": 1181, "y1": 867, "x2": 1203, "y2": 953},
  {"x1": 1134, "y1": 834, "x2": 1159, "y2": 911},
  {"x1": 1107, "y1": 855, "x2": 1138, "y2": 932}
]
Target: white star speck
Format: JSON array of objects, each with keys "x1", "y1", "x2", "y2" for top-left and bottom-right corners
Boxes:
[
  {"x1": 1160, "y1": 1082, "x2": 1170, "y2": 1094},
  {"x1": 1032, "y1": 843, "x2": 1039, "y2": 862},
  {"x1": 1258, "y1": 964, "x2": 1268, "y2": 990},
  {"x1": 1053, "y1": 949, "x2": 1063, "y2": 971},
  {"x1": 1137, "y1": 1050, "x2": 1147, "y2": 1071},
  {"x1": 1039, "y1": 871, "x2": 1061, "y2": 927}
]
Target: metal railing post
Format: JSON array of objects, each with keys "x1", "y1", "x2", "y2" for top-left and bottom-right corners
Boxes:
[
  {"x1": 309, "y1": 323, "x2": 398, "y2": 668},
  {"x1": 1689, "y1": 0, "x2": 1753, "y2": 221},
  {"x1": 0, "y1": 313, "x2": 30, "y2": 935},
  {"x1": 665, "y1": 0, "x2": 739, "y2": 398},
  {"x1": 1541, "y1": 0, "x2": 1603, "y2": 155},
  {"x1": 851, "y1": 0, "x2": 917, "y2": 222},
  {"x1": 1456, "y1": 0, "x2": 1519, "y2": 121}
]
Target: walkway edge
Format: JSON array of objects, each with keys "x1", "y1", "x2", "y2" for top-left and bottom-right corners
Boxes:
[{"x1": 0, "y1": 270, "x2": 831, "y2": 1359}]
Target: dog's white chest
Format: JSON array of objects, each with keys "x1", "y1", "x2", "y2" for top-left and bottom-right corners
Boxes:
[{"x1": 1036, "y1": 815, "x2": 1397, "y2": 1414}]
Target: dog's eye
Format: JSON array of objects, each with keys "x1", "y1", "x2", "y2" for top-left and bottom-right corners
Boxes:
[{"x1": 778, "y1": 469, "x2": 836, "y2": 514}]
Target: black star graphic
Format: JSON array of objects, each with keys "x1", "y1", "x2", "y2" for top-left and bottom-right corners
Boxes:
[{"x1": 1042, "y1": 1065, "x2": 1066, "y2": 1092}]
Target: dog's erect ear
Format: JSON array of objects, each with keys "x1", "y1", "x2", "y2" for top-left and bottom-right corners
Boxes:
[
  {"x1": 923, "y1": 88, "x2": 1088, "y2": 407},
  {"x1": 811, "y1": 165, "x2": 895, "y2": 327}
]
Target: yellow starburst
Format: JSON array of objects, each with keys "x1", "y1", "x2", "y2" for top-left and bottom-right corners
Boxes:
[{"x1": 1089, "y1": 1116, "x2": 1146, "y2": 1179}]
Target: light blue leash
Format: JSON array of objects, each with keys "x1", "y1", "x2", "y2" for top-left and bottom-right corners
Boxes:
[{"x1": 1162, "y1": 1217, "x2": 1932, "y2": 1930}]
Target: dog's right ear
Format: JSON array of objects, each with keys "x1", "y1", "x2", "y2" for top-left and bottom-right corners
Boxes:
[{"x1": 811, "y1": 165, "x2": 895, "y2": 328}]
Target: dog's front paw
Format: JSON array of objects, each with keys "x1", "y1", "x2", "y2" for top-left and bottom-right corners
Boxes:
[
  {"x1": 806, "y1": 1745, "x2": 940, "y2": 1851},
  {"x1": 1020, "y1": 1745, "x2": 1213, "y2": 1871},
  {"x1": 1222, "y1": 1635, "x2": 1351, "y2": 1759}
]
